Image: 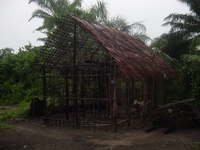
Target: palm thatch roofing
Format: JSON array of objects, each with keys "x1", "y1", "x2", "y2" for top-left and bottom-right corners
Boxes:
[{"x1": 35, "y1": 14, "x2": 176, "y2": 81}]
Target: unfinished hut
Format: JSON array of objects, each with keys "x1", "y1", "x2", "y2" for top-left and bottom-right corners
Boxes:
[{"x1": 34, "y1": 14, "x2": 176, "y2": 132}]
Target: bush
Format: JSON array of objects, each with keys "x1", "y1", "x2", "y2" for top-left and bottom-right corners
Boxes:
[
  {"x1": 0, "y1": 123, "x2": 10, "y2": 129},
  {"x1": 0, "y1": 45, "x2": 42, "y2": 105},
  {"x1": 193, "y1": 144, "x2": 200, "y2": 150},
  {"x1": 164, "y1": 54, "x2": 200, "y2": 103},
  {"x1": 0, "y1": 102, "x2": 30, "y2": 121}
]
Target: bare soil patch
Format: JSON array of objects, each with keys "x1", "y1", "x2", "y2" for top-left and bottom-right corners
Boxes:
[{"x1": 0, "y1": 117, "x2": 200, "y2": 150}]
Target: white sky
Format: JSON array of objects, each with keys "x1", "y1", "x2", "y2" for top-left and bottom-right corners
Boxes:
[{"x1": 0, "y1": 0, "x2": 190, "y2": 51}]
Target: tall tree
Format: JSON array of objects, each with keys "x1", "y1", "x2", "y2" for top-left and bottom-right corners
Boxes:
[
  {"x1": 29, "y1": 0, "x2": 150, "y2": 43},
  {"x1": 151, "y1": 0, "x2": 200, "y2": 58},
  {"x1": 84, "y1": 1, "x2": 150, "y2": 43},
  {"x1": 150, "y1": 32, "x2": 191, "y2": 58},
  {"x1": 29, "y1": 0, "x2": 84, "y2": 40},
  {"x1": 0, "y1": 45, "x2": 41, "y2": 104},
  {"x1": 151, "y1": 0, "x2": 200, "y2": 102},
  {"x1": 0, "y1": 48, "x2": 14, "y2": 60}
]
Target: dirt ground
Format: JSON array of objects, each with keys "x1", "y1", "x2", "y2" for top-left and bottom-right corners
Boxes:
[{"x1": 0, "y1": 116, "x2": 199, "y2": 150}]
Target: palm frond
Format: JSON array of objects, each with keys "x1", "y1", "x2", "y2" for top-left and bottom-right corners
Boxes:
[
  {"x1": 163, "y1": 13, "x2": 200, "y2": 36},
  {"x1": 29, "y1": 9, "x2": 51, "y2": 21},
  {"x1": 150, "y1": 34, "x2": 169, "y2": 50},
  {"x1": 103, "y1": 15, "x2": 149, "y2": 43},
  {"x1": 190, "y1": 34, "x2": 200, "y2": 54},
  {"x1": 42, "y1": 16, "x2": 61, "y2": 31},
  {"x1": 105, "y1": 15, "x2": 127, "y2": 31},
  {"x1": 150, "y1": 32, "x2": 191, "y2": 58},
  {"x1": 125, "y1": 22, "x2": 147, "y2": 34},
  {"x1": 163, "y1": 13, "x2": 188, "y2": 23},
  {"x1": 37, "y1": 37, "x2": 48, "y2": 42},
  {"x1": 29, "y1": 0, "x2": 56, "y2": 13},
  {"x1": 35, "y1": 26, "x2": 46, "y2": 32},
  {"x1": 70, "y1": 0, "x2": 82, "y2": 8},
  {"x1": 177, "y1": 0, "x2": 200, "y2": 16},
  {"x1": 89, "y1": 1, "x2": 108, "y2": 22},
  {"x1": 134, "y1": 33, "x2": 151, "y2": 43}
]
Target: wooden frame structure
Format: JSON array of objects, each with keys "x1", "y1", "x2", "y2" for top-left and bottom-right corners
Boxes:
[{"x1": 34, "y1": 14, "x2": 176, "y2": 132}]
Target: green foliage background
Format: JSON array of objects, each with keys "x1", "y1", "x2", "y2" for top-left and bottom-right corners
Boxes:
[
  {"x1": 164, "y1": 54, "x2": 200, "y2": 103},
  {"x1": 0, "y1": 44, "x2": 42, "y2": 105},
  {"x1": 0, "y1": 0, "x2": 199, "y2": 107}
]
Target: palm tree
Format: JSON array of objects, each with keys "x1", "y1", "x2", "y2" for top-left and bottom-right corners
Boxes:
[
  {"x1": 153, "y1": 0, "x2": 200, "y2": 58},
  {"x1": 104, "y1": 16, "x2": 150, "y2": 43},
  {"x1": 85, "y1": 1, "x2": 150, "y2": 43},
  {"x1": 29, "y1": 0, "x2": 150, "y2": 43},
  {"x1": 163, "y1": 0, "x2": 200, "y2": 35},
  {"x1": 150, "y1": 32, "x2": 191, "y2": 59},
  {"x1": 29, "y1": 0, "x2": 84, "y2": 40}
]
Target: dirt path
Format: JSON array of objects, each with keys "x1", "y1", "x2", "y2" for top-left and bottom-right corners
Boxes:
[{"x1": 0, "y1": 118, "x2": 200, "y2": 150}]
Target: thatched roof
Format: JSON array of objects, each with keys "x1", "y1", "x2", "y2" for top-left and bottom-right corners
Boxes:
[{"x1": 35, "y1": 14, "x2": 176, "y2": 81}]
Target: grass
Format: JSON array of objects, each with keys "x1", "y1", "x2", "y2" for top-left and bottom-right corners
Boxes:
[
  {"x1": 193, "y1": 144, "x2": 200, "y2": 150},
  {"x1": 0, "y1": 101, "x2": 30, "y2": 121},
  {"x1": 0, "y1": 123, "x2": 10, "y2": 129}
]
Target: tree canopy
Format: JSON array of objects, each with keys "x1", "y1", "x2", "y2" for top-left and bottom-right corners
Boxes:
[
  {"x1": 29, "y1": 0, "x2": 150, "y2": 43},
  {"x1": 150, "y1": 0, "x2": 200, "y2": 102},
  {"x1": 0, "y1": 45, "x2": 41, "y2": 104},
  {"x1": 151, "y1": 0, "x2": 200, "y2": 59},
  {"x1": 0, "y1": 0, "x2": 199, "y2": 105}
]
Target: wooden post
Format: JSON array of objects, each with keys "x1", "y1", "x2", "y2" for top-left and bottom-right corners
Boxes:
[
  {"x1": 152, "y1": 77, "x2": 156, "y2": 110},
  {"x1": 113, "y1": 64, "x2": 117, "y2": 132},
  {"x1": 42, "y1": 67, "x2": 47, "y2": 116},
  {"x1": 156, "y1": 77, "x2": 164, "y2": 105},
  {"x1": 126, "y1": 80, "x2": 131, "y2": 127},
  {"x1": 142, "y1": 80, "x2": 149, "y2": 122},
  {"x1": 73, "y1": 22, "x2": 79, "y2": 128},
  {"x1": 65, "y1": 68, "x2": 69, "y2": 121},
  {"x1": 81, "y1": 70, "x2": 85, "y2": 117}
]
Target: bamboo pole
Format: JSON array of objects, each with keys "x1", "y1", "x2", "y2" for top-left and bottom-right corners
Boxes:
[
  {"x1": 42, "y1": 67, "x2": 47, "y2": 116},
  {"x1": 113, "y1": 63, "x2": 117, "y2": 133}
]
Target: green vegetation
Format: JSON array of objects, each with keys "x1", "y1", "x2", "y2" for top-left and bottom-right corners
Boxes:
[
  {"x1": 0, "y1": 123, "x2": 10, "y2": 129},
  {"x1": 163, "y1": 54, "x2": 200, "y2": 103},
  {"x1": 0, "y1": 0, "x2": 149, "y2": 120},
  {"x1": 29, "y1": 0, "x2": 150, "y2": 43},
  {"x1": 0, "y1": 0, "x2": 199, "y2": 120},
  {"x1": 0, "y1": 102, "x2": 30, "y2": 121},
  {"x1": 151, "y1": 0, "x2": 200, "y2": 59},
  {"x1": 193, "y1": 144, "x2": 200, "y2": 150},
  {"x1": 151, "y1": 0, "x2": 200, "y2": 103},
  {"x1": 0, "y1": 44, "x2": 42, "y2": 105}
]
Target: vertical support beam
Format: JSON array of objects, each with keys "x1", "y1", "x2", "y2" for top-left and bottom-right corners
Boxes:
[
  {"x1": 131, "y1": 80, "x2": 136, "y2": 125},
  {"x1": 80, "y1": 70, "x2": 85, "y2": 117},
  {"x1": 152, "y1": 77, "x2": 157, "y2": 110},
  {"x1": 42, "y1": 67, "x2": 47, "y2": 116},
  {"x1": 73, "y1": 21, "x2": 79, "y2": 128},
  {"x1": 126, "y1": 80, "x2": 131, "y2": 127},
  {"x1": 105, "y1": 61, "x2": 110, "y2": 120},
  {"x1": 65, "y1": 68, "x2": 69, "y2": 120},
  {"x1": 113, "y1": 63, "x2": 117, "y2": 132},
  {"x1": 109, "y1": 62, "x2": 112, "y2": 121},
  {"x1": 73, "y1": 21, "x2": 77, "y2": 78},
  {"x1": 156, "y1": 77, "x2": 164, "y2": 105},
  {"x1": 142, "y1": 80, "x2": 150, "y2": 122}
]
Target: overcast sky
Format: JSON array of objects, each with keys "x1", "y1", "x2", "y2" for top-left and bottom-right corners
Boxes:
[{"x1": 0, "y1": 0, "x2": 190, "y2": 51}]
